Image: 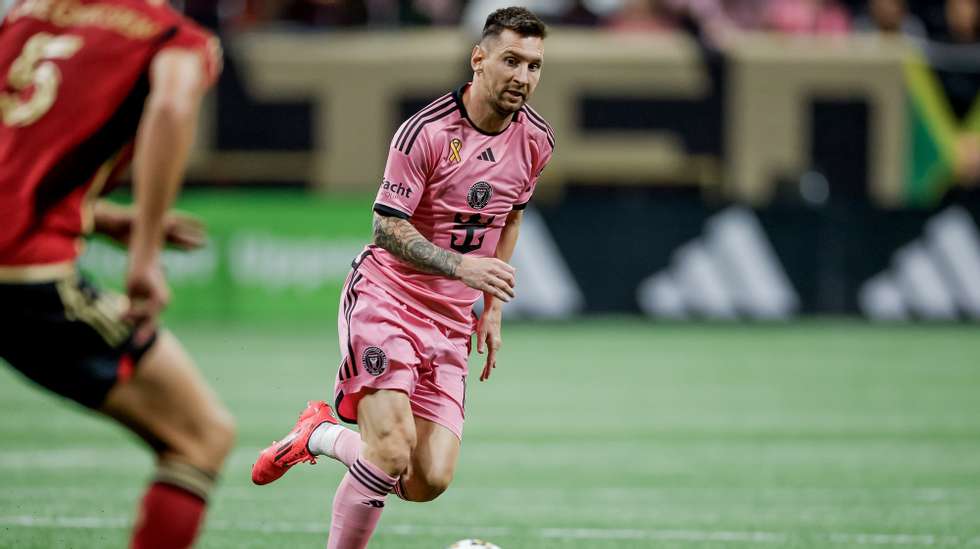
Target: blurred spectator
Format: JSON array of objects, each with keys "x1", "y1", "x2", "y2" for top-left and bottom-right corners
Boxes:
[
  {"x1": 605, "y1": 0, "x2": 678, "y2": 31},
  {"x1": 763, "y1": 0, "x2": 851, "y2": 35},
  {"x1": 675, "y1": 0, "x2": 768, "y2": 31},
  {"x1": 853, "y1": 0, "x2": 927, "y2": 38},
  {"x1": 927, "y1": 0, "x2": 980, "y2": 119},
  {"x1": 231, "y1": 0, "x2": 448, "y2": 27},
  {"x1": 181, "y1": 0, "x2": 221, "y2": 29},
  {"x1": 462, "y1": 0, "x2": 568, "y2": 36},
  {"x1": 942, "y1": 0, "x2": 979, "y2": 42},
  {"x1": 280, "y1": 0, "x2": 369, "y2": 26},
  {"x1": 398, "y1": 0, "x2": 461, "y2": 25},
  {"x1": 956, "y1": 133, "x2": 980, "y2": 187},
  {"x1": 932, "y1": 0, "x2": 980, "y2": 186},
  {"x1": 664, "y1": 0, "x2": 768, "y2": 47},
  {"x1": 560, "y1": 0, "x2": 602, "y2": 25}
]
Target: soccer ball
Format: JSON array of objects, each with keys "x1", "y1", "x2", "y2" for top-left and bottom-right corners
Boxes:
[{"x1": 447, "y1": 540, "x2": 501, "y2": 549}]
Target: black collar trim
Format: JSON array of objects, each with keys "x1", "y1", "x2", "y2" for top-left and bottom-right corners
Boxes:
[{"x1": 453, "y1": 83, "x2": 518, "y2": 137}]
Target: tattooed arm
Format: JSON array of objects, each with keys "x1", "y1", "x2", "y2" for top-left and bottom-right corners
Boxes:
[
  {"x1": 372, "y1": 213, "x2": 461, "y2": 277},
  {"x1": 372, "y1": 212, "x2": 516, "y2": 302}
]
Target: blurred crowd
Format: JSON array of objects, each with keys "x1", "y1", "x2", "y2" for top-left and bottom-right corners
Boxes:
[
  {"x1": 204, "y1": 0, "x2": 978, "y2": 48},
  {"x1": 186, "y1": 0, "x2": 977, "y2": 186}
]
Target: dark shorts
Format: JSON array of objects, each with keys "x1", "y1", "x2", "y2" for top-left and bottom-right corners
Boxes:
[{"x1": 0, "y1": 274, "x2": 156, "y2": 409}]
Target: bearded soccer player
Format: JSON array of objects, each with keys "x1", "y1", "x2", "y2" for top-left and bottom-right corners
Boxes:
[
  {"x1": 0, "y1": 0, "x2": 235, "y2": 547},
  {"x1": 251, "y1": 7, "x2": 554, "y2": 548}
]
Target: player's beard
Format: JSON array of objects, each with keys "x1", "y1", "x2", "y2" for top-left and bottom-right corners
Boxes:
[{"x1": 493, "y1": 88, "x2": 525, "y2": 116}]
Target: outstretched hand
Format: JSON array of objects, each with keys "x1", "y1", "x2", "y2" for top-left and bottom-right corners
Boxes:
[
  {"x1": 457, "y1": 256, "x2": 516, "y2": 304},
  {"x1": 97, "y1": 204, "x2": 207, "y2": 251},
  {"x1": 162, "y1": 211, "x2": 207, "y2": 250},
  {"x1": 476, "y1": 301, "x2": 503, "y2": 381}
]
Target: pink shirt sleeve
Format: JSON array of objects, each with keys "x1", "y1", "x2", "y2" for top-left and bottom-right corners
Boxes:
[
  {"x1": 515, "y1": 136, "x2": 553, "y2": 210},
  {"x1": 374, "y1": 128, "x2": 433, "y2": 218}
]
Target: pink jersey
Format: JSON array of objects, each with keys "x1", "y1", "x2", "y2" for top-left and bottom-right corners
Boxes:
[{"x1": 359, "y1": 83, "x2": 555, "y2": 334}]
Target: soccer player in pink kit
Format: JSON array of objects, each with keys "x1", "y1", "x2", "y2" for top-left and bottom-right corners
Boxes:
[{"x1": 252, "y1": 7, "x2": 554, "y2": 548}]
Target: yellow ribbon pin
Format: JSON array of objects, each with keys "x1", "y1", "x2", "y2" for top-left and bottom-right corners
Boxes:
[{"x1": 448, "y1": 138, "x2": 462, "y2": 163}]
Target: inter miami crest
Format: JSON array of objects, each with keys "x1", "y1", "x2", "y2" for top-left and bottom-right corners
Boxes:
[
  {"x1": 467, "y1": 181, "x2": 493, "y2": 210},
  {"x1": 362, "y1": 347, "x2": 387, "y2": 376}
]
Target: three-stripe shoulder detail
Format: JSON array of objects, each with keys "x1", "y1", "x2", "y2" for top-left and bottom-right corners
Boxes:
[
  {"x1": 394, "y1": 94, "x2": 458, "y2": 154},
  {"x1": 521, "y1": 106, "x2": 555, "y2": 150}
]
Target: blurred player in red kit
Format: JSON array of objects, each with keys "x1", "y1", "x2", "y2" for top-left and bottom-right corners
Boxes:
[
  {"x1": 0, "y1": 0, "x2": 235, "y2": 546},
  {"x1": 251, "y1": 7, "x2": 555, "y2": 548}
]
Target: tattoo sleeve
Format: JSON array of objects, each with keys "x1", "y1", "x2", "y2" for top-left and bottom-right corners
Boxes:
[{"x1": 373, "y1": 213, "x2": 461, "y2": 277}]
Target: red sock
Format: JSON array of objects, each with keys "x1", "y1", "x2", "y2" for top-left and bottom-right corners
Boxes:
[{"x1": 131, "y1": 483, "x2": 206, "y2": 549}]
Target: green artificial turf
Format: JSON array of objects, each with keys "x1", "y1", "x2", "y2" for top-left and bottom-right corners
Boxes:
[{"x1": 2, "y1": 320, "x2": 979, "y2": 548}]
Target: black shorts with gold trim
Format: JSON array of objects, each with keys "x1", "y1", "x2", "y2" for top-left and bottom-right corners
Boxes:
[{"x1": 0, "y1": 273, "x2": 156, "y2": 409}]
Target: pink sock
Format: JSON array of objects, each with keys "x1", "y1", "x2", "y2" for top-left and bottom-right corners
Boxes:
[
  {"x1": 330, "y1": 431, "x2": 410, "y2": 501},
  {"x1": 332, "y1": 429, "x2": 360, "y2": 468},
  {"x1": 327, "y1": 458, "x2": 397, "y2": 549}
]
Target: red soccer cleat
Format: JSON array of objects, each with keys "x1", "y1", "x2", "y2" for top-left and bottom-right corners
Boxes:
[{"x1": 251, "y1": 400, "x2": 339, "y2": 485}]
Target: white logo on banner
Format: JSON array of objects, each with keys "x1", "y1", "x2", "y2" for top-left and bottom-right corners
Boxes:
[
  {"x1": 501, "y1": 207, "x2": 584, "y2": 319},
  {"x1": 859, "y1": 206, "x2": 980, "y2": 321},
  {"x1": 230, "y1": 234, "x2": 364, "y2": 291},
  {"x1": 636, "y1": 207, "x2": 799, "y2": 321},
  {"x1": 80, "y1": 239, "x2": 218, "y2": 284}
]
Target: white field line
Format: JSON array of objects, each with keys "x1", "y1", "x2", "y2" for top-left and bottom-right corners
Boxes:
[{"x1": 0, "y1": 515, "x2": 975, "y2": 545}]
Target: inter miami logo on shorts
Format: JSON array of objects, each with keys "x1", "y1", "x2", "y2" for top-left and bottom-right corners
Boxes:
[
  {"x1": 467, "y1": 181, "x2": 493, "y2": 210},
  {"x1": 362, "y1": 346, "x2": 387, "y2": 376}
]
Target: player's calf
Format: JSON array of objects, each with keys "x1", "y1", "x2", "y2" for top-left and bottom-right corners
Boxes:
[
  {"x1": 324, "y1": 390, "x2": 415, "y2": 549},
  {"x1": 177, "y1": 401, "x2": 236, "y2": 468},
  {"x1": 398, "y1": 466, "x2": 454, "y2": 502},
  {"x1": 394, "y1": 417, "x2": 460, "y2": 502},
  {"x1": 100, "y1": 333, "x2": 236, "y2": 549},
  {"x1": 361, "y1": 421, "x2": 415, "y2": 475},
  {"x1": 357, "y1": 390, "x2": 417, "y2": 476},
  {"x1": 103, "y1": 333, "x2": 237, "y2": 472}
]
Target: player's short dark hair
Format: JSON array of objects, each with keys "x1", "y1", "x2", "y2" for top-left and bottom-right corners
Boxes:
[{"x1": 482, "y1": 7, "x2": 547, "y2": 41}]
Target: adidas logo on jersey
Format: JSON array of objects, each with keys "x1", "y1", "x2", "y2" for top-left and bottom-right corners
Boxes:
[{"x1": 477, "y1": 148, "x2": 496, "y2": 162}]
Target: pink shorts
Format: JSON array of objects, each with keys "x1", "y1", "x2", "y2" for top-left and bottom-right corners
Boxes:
[{"x1": 334, "y1": 270, "x2": 471, "y2": 440}]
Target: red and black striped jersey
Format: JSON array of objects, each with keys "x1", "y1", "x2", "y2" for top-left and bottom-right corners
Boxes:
[{"x1": 0, "y1": 0, "x2": 220, "y2": 267}]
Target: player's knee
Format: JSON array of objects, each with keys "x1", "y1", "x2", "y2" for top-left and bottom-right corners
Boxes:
[
  {"x1": 366, "y1": 425, "x2": 416, "y2": 475},
  {"x1": 203, "y1": 405, "x2": 236, "y2": 462},
  {"x1": 179, "y1": 403, "x2": 236, "y2": 466},
  {"x1": 415, "y1": 468, "x2": 454, "y2": 501}
]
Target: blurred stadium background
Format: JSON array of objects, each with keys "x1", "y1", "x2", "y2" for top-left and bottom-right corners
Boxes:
[{"x1": 2, "y1": 0, "x2": 980, "y2": 547}]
